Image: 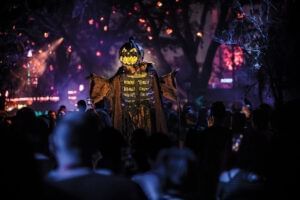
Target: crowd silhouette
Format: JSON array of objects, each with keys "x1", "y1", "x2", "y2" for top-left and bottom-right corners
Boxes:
[{"x1": 1, "y1": 95, "x2": 299, "y2": 199}]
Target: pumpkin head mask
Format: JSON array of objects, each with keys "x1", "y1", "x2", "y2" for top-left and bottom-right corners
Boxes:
[{"x1": 119, "y1": 37, "x2": 144, "y2": 66}]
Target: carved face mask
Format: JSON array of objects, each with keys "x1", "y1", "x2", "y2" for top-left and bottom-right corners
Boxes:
[{"x1": 119, "y1": 38, "x2": 144, "y2": 66}]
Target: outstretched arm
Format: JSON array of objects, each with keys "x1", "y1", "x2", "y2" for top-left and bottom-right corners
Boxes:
[
  {"x1": 160, "y1": 69, "x2": 179, "y2": 102},
  {"x1": 88, "y1": 73, "x2": 111, "y2": 104}
]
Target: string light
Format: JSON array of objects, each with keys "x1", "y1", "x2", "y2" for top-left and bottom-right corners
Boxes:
[
  {"x1": 96, "y1": 51, "x2": 102, "y2": 57},
  {"x1": 133, "y1": 4, "x2": 140, "y2": 12},
  {"x1": 44, "y1": 32, "x2": 49, "y2": 38},
  {"x1": 176, "y1": 9, "x2": 182, "y2": 13},
  {"x1": 103, "y1": 25, "x2": 108, "y2": 31},
  {"x1": 157, "y1": 1, "x2": 163, "y2": 7},
  {"x1": 165, "y1": 28, "x2": 173, "y2": 35},
  {"x1": 79, "y1": 84, "x2": 84, "y2": 91},
  {"x1": 88, "y1": 18, "x2": 94, "y2": 25},
  {"x1": 27, "y1": 49, "x2": 33, "y2": 57},
  {"x1": 139, "y1": 18, "x2": 146, "y2": 23},
  {"x1": 148, "y1": 36, "x2": 153, "y2": 40},
  {"x1": 196, "y1": 31, "x2": 203, "y2": 38},
  {"x1": 67, "y1": 45, "x2": 72, "y2": 53},
  {"x1": 236, "y1": 11, "x2": 245, "y2": 20},
  {"x1": 49, "y1": 64, "x2": 54, "y2": 71},
  {"x1": 147, "y1": 26, "x2": 151, "y2": 32}
]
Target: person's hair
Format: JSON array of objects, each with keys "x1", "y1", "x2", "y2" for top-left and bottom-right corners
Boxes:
[
  {"x1": 52, "y1": 112, "x2": 99, "y2": 166},
  {"x1": 58, "y1": 105, "x2": 66, "y2": 111},
  {"x1": 155, "y1": 148, "x2": 198, "y2": 194},
  {"x1": 77, "y1": 100, "x2": 87, "y2": 111}
]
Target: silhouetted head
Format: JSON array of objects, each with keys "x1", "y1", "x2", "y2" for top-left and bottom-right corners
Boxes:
[
  {"x1": 77, "y1": 99, "x2": 87, "y2": 112},
  {"x1": 155, "y1": 148, "x2": 198, "y2": 194},
  {"x1": 51, "y1": 112, "x2": 99, "y2": 168}
]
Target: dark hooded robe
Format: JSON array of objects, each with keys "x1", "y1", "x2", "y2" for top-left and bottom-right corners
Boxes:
[
  {"x1": 89, "y1": 62, "x2": 176, "y2": 140},
  {"x1": 89, "y1": 38, "x2": 180, "y2": 141}
]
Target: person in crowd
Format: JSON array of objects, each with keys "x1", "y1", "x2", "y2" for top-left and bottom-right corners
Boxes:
[
  {"x1": 94, "y1": 127, "x2": 125, "y2": 175},
  {"x1": 47, "y1": 112, "x2": 147, "y2": 200},
  {"x1": 56, "y1": 105, "x2": 67, "y2": 121},
  {"x1": 217, "y1": 126, "x2": 269, "y2": 200},
  {"x1": 198, "y1": 101, "x2": 233, "y2": 200},
  {"x1": 133, "y1": 147, "x2": 198, "y2": 200},
  {"x1": 76, "y1": 99, "x2": 87, "y2": 113}
]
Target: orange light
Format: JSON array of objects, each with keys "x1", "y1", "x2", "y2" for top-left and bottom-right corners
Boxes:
[
  {"x1": 157, "y1": 1, "x2": 163, "y2": 7},
  {"x1": 196, "y1": 31, "x2": 203, "y2": 37},
  {"x1": 103, "y1": 25, "x2": 108, "y2": 31},
  {"x1": 67, "y1": 45, "x2": 72, "y2": 53},
  {"x1": 237, "y1": 12, "x2": 245, "y2": 20},
  {"x1": 88, "y1": 18, "x2": 94, "y2": 25},
  {"x1": 49, "y1": 65, "x2": 54, "y2": 71},
  {"x1": 165, "y1": 28, "x2": 173, "y2": 35},
  {"x1": 146, "y1": 26, "x2": 151, "y2": 32},
  {"x1": 139, "y1": 18, "x2": 146, "y2": 23},
  {"x1": 44, "y1": 32, "x2": 49, "y2": 38},
  {"x1": 96, "y1": 51, "x2": 102, "y2": 57}
]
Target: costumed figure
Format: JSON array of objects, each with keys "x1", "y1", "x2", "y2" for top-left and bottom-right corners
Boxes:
[{"x1": 89, "y1": 37, "x2": 178, "y2": 141}]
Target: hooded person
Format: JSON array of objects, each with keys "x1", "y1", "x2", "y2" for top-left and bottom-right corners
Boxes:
[{"x1": 89, "y1": 37, "x2": 172, "y2": 141}]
